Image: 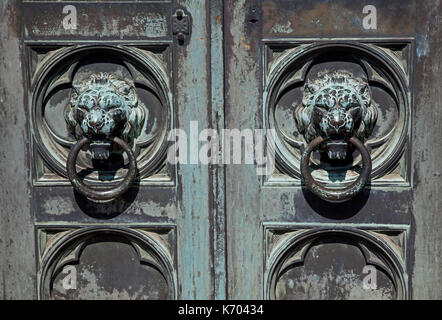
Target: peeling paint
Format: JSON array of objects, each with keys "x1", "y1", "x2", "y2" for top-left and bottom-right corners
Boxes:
[{"x1": 43, "y1": 196, "x2": 76, "y2": 216}]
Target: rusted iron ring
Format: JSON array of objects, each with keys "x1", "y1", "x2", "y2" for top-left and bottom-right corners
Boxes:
[
  {"x1": 67, "y1": 137, "x2": 137, "y2": 201},
  {"x1": 300, "y1": 136, "x2": 371, "y2": 203}
]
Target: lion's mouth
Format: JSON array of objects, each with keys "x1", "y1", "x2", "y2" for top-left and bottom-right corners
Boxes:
[
  {"x1": 88, "y1": 123, "x2": 105, "y2": 133},
  {"x1": 89, "y1": 139, "x2": 112, "y2": 160},
  {"x1": 325, "y1": 141, "x2": 349, "y2": 160}
]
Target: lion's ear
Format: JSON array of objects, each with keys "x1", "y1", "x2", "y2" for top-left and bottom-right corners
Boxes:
[
  {"x1": 121, "y1": 84, "x2": 131, "y2": 95},
  {"x1": 71, "y1": 82, "x2": 82, "y2": 95},
  {"x1": 304, "y1": 83, "x2": 319, "y2": 94},
  {"x1": 358, "y1": 84, "x2": 368, "y2": 95}
]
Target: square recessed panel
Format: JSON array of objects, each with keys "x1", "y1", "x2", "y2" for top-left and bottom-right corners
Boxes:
[
  {"x1": 26, "y1": 43, "x2": 174, "y2": 186},
  {"x1": 263, "y1": 223, "x2": 409, "y2": 300},
  {"x1": 36, "y1": 224, "x2": 177, "y2": 299},
  {"x1": 262, "y1": 39, "x2": 413, "y2": 188}
]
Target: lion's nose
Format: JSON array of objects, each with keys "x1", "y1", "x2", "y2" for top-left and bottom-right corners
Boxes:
[
  {"x1": 329, "y1": 110, "x2": 345, "y2": 129},
  {"x1": 89, "y1": 119, "x2": 102, "y2": 128},
  {"x1": 88, "y1": 110, "x2": 104, "y2": 128},
  {"x1": 330, "y1": 118, "x2": 344, "y2": 127},
  {"x1": 89, "y1": 116, "x2": 102, "y2": 127}
]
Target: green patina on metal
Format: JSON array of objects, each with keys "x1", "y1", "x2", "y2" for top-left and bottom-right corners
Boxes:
[
  {"x1": 65, "y1": 72, "x2": 146, "y2": 158},
  {"x1": 295, "y1": 70, "x2": 378, "y2": 160},
  {"x1": 295, "y1": 71, "x2": 378, "y2": 202}
]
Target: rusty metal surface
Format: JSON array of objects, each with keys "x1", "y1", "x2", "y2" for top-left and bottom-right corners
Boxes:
[
  {"x1": 22, "y1": 2, "x2": 171, "y2": 40},
  {"x1": 300, "y1": 136, "x2": 372, "y2": 203},
  {"x1": 66, "y1": 136, "x2": 138, "y2": 201},
  {"x1": 261, "y1": 0, "x2": 415, "y2": 38}
]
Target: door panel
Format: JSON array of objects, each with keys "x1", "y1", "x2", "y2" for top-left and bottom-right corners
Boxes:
[
  {"x1": 1, "y1": 0, "x2": 218, "y2": 299},
  {"x1": 223, "y1": 0, "x2": 441, "y2": 299}
]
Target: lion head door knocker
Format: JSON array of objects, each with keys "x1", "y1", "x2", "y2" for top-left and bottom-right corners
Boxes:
[
  {"x1": 294, "y1": 71, "x2": 378, "y2": 203},
  {"x1": 65, "y1": 72, "x2": 146, "y2": 201}
]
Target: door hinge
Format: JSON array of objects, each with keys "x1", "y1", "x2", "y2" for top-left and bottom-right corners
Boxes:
[{"x1": 172, "y1": 9, "x2": 191, "y2": 45}]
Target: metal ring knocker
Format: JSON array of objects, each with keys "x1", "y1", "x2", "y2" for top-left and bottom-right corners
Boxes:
[
  {"x1": 300, "y1": 136, "x2": 372, "y2": 203},
  {"x1": 67, "y1": 136, "x2": 137, "y2": 201}
]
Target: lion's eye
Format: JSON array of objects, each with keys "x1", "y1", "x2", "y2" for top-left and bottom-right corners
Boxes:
[
  {"x1": 99, "y1": 95, "x2": 123, "y2": 110},
  {"x1": 77, "y1": 93, "x2": 96, "y2": 110},
  {"x1": 108, "y1": 107, "x2": 123, "y2": 114},
  {"x1": 315, "y1": 104, "x2": 328, "y2": 112},
  {"x1": 348, "y1": 103, "x2": 360, "y2": 109},
  {"x1": 75, "y1": 108, "x2": 85, "y2": 119},
  {"x1": 107, "y1": 100, "x2": 123, "y2": 110},
  {"x1": 348, "y1": 104, "x2": 362, "y2": 117},
  {"x1": 77, "y1": 104, "x2": 89, "y2": 111}
]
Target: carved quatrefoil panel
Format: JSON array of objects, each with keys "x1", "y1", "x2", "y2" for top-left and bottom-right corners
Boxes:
[
  {"x1": 264, "y1": 224, "x2": 408, "y2": 300},
  {"x1": 37, "y1": 226, "x2": 177, "y2": 300},
  {"x1": 29, "y1": 44, "x2": 173, "y2": 186},
  {"x1": 263, "y1": 40, "x2": 412, "y2": 187}
]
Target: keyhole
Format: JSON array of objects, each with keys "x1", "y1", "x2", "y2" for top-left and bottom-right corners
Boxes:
[
  {"x1": 176, "y1": 9, "x2": 184, "y2": 21},
  {"x1": 249, "y1": 8, "x2": 258, "y2": 23}
]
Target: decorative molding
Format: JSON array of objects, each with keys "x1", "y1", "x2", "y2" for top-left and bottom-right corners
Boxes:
[
  {"x1": 27, "y1": 44, "x2": 174, "y2": 186},
  {"x1": 263, "y1": 223, "x2": 409, "y2": 300},
  {"x1": 263, "y1": 40, "x2": 412, "y2": 188},
  {"x1": 37, "y1": 225, "x2": 177, "y2": 300}
]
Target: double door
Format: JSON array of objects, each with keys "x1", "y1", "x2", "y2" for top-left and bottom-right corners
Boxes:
[{"x1": 0, "y1": 0, "x2": 441, "y2": 299}]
